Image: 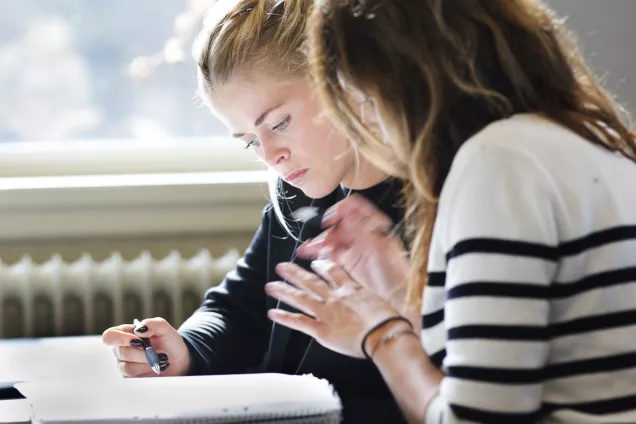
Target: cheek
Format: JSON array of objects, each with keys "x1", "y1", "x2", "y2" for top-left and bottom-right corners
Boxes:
[{"x1": 304, "y1": 123, "x2": 350, "y2": 160}]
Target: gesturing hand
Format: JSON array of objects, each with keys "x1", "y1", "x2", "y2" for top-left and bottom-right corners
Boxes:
[
  {"x1": 265, "y1": 260, "x2": 403, "y2": 359},
  {"x1": 297, "y1": 194, "x2": 411, "y2": 313}
]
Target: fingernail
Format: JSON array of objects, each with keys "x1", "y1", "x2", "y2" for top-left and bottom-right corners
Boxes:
[
  {"x1": 311, "y1": 259, "x2": 331, "y2": 270},
  {"x1": 158, "y1": 353, "x2": 168, "y2": 361},
  {"x1": 317, "y1": 246, "x2": 332, "y2": 259},
  {"x1": 264, "y1": 282, "x2": 276, "y2": 293},
  {"x1": 308, "y1": 232, "x2": 326, "y2": 246},
  {"x1": 275, "y1": 262, "x2": 292, "y2": 272},
  {"x1": 322, "y1": 207, "x2": 335, "y2": 223},
  {"x1": 130, "y1": 339, "x2": 143, "y2": 347},
  {"x1": 135, "y1": 325, "x2": 148, "y2": 333},
  {"x1": 160, "y1": 363, "x2": 170, "y2": 372}
]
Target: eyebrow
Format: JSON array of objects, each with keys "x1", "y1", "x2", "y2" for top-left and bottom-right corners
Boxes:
[{"x1": 232, "y1": 104, "x2": 282, "y2": 139}]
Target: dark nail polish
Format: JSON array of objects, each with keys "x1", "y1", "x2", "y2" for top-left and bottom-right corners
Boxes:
[
  {"x1": 135, "y1": 325, "x2": 148, "y2": 333},
  {"x1": 158, "y1": 353, "x2": 168, "y2": 361},
  {"x1": 160, "y1": 363, "x2": 170, "y2": 372},
  {"x1": 130, "y1": 339, "x2": 143, "y2": 347}
]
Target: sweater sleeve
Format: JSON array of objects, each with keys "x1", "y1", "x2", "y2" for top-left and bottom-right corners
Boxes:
[
  {"x1": 178, "y1": 205, "x2": 273, "y2": 375},
  {"x1": 426, "y1": 143, "x2": 561, "y2": 423}
]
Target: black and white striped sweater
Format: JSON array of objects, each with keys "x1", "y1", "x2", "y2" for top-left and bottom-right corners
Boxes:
[{"x1": 422, "y1": 114, "x2": 636, "y2": 423}]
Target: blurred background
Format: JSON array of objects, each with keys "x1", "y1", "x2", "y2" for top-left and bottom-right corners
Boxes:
[
  {"x1": 0, "y1": 0, "x2": 634, "y2": 338},
  {"x1": 0, "y1": 0, "x2": 225, "y2": 143},
  {"x1": 0, "y1": 0, "x2": 633, "y2": 145}
]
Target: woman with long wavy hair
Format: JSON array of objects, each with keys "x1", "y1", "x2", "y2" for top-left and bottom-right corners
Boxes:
[{"x1": 264, "y1": 0, "x2": 636, "y2": 422}]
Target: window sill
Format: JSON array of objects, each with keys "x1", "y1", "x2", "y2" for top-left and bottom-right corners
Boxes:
[
  {"x1": 0, "y1": 171, "x2": 271, "y2": 242},
  {"x1": 0, "y1": 137, "x2": 263, "y2": 177}
]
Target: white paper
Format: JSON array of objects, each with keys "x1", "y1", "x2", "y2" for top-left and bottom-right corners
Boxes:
[{"x1": 16, "y1": 373, "x2": 341, "y2": 423}]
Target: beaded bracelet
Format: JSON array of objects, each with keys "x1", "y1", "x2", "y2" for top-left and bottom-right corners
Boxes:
[{"x1": 361, "y1": 316, "x2": 414, "y2": 361}]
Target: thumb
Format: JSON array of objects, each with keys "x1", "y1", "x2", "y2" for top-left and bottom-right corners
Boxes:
[{"x1": 133, "y1": 317, "x2": 175, "y2": 339}]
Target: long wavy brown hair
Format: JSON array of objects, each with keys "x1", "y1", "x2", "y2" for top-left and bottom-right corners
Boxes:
[{"x1": 308, "y1": 0, "x2": 636, "y2": 305}]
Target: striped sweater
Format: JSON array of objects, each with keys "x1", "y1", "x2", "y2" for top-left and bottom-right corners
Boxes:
[{"x1": 422, "y1": 114, "x2": 636, "y2": 423}]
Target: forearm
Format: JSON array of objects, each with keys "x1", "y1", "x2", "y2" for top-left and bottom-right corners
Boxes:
[
  {"x1": 369, "y1": 323, "x2": 443, "y2": 423},
  {"x1": 179, "y1": 310, "x2": 268, "y2": 375}
]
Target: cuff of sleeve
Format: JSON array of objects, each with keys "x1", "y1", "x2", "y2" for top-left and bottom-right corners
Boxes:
[
  {"x1": 426, "y1": 394, "x2": 445, "y2": 424},
  {"x1": 178, "y1": 330, "x2": 209, "y2": 376}
]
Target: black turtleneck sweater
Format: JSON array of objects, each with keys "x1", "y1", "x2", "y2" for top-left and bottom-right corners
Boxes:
[
  {"x1": 179, "y1": 178, "x2": 405, "y2": 423},
  {"x1": 281, "y1": 179, "x2": 404, "y2": 375}
]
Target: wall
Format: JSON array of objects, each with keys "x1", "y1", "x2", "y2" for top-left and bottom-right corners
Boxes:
[{"x1": 548, "y1": 0, "x2": 636, "y2": 115}]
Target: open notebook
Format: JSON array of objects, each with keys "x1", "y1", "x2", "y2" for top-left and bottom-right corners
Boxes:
[{"x1": 15, "y1": 373, "x2": 342, "y2": 424}]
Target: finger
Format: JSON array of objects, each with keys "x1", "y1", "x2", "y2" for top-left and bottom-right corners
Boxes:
[
  {"x1": 267, "y1": 309, "x2": 321, "y2": 338},
  {"x1": 337, "y1": 207, "x2": 393, "y2": 239},
  {"x1": 298, "y1": 227, "x2": 343, "y2": 261},
  {"x1": 112, "y1": 345, "x2": 148, "y2": 363},
  {"x1": 136, "y1": 368, "x2": 167, "y2": 378},
  {"x1": 305, "y1": 203, "x2": 393, "y2": 262},
  {"x1": 118, "y1": 360, "x2": 152, "y2": 378},
  {"x1": 310, "y1": 260, "x2": 356, "y2": 289},
  {"x1": 322, "y1": 194, "x2": 392, "y2": 232},
  {"x1": 135, "y1": 361, "x2": 170, "y2": 378},
  {"x1": 264, "y1": 281, "x2": 323, "y2": 316},
  {"x1": 132, "y1": 317, "x2": 173, "y2": 338},
  {"x1": 102, "y1": 324, "x2": 136, "y2": 347},
  {"x1": 296, "y1": 238, "x2": 316, "y2": 259},
  {"x1": 275, "y1": 262, "x2": 331, "y2": 299}
]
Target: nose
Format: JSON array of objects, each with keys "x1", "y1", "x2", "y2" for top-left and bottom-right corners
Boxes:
[{"x1": 260, "y1": 134, "x2": 290, "y2": 167}]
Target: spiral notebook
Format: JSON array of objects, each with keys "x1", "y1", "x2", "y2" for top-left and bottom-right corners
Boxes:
[{"x1": 15, "y1": 373, "x2": 342, "y2": 424}]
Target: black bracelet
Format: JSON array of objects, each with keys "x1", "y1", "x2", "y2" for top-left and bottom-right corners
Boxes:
[{"x1": 361, "y1": 316, "x2": 413, "y2": 361}]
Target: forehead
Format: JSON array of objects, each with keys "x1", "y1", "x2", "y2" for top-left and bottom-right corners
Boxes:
[{"x1": 206, "y1": 72, "x2": 307, "y2": 130}]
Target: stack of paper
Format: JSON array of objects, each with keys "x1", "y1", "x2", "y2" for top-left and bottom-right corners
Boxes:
[{"x1": 15, "y1": 373, "x2": 341, "y2": 424}]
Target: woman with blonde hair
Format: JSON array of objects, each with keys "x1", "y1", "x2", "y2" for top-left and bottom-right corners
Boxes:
[
  {"x1": 102, "y1": 0, "x2": 409, "y2": 422},
  {"x1": 265, "y1": 0, "x2": 636, "y2": 422}
]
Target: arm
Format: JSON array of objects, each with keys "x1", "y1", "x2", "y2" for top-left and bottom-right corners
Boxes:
[
  {"x1": 178, "y1": 205, "x2": 273, "y2": 375},
  {"x1": 370, "y1": 144, "x2": 560, "y2": 423}
]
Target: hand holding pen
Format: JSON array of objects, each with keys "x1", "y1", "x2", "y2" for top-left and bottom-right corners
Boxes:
[
  {"x1": 102, "y1": 317, "x2": 192, "y2": 378},
  {"x1": 133, "y1": 318, "x2": 166, "y2": 374}
]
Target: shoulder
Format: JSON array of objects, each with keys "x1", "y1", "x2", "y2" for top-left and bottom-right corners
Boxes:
[
  {"x1": 442, "y1": 114, "x2": 592, "y2": 199},
  {"x1": 451, "y1": 113, "x2": 606, "y2": 175}
]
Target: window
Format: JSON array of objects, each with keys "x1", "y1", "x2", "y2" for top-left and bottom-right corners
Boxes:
[
  {"x1": 0, "y1": 0, "x2": 262, "y2": 176},
  {"x1": 0, "y1": 1, "x2": 268, "y2": 241}
]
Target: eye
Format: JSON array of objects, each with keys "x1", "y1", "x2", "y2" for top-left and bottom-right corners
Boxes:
[
  {"x1": 272, "y1": 116, "x2": 291, "y2": 131},
  {"x1": 245, "y1": 138, "x2": 260, "y2": 149}
]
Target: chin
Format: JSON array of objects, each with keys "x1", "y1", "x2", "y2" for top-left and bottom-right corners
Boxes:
[{"x1": 298, "y1": 182, "x2": 341, "y2": 200}]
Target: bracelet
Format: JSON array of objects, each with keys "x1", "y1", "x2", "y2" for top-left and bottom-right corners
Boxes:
[
  {"x1": 368, "y1": 327, "x2": 418, "y2": 360},
  {"x1": 361, "y1": 316, "x2": 413, "y2": 361}
]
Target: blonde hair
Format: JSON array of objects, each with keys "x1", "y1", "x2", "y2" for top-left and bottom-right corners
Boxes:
[
  {"x1": 194, "y1": 0, "x2": 313, "y2": 236},
  {"x1": 309, "y1": 0, "x2": 636, "y2": 305}
]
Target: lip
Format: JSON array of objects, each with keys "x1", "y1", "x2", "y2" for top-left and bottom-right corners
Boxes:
[{"x1": 284, "y1": 168, "x2": 309, "y2": 184}]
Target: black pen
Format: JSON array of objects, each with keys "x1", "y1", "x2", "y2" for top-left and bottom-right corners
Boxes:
[{"x1": 133, "y1": 318, "x2": 161, "y2": 374}]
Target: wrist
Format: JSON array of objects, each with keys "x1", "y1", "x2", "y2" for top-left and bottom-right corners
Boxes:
[{"x1": 364, "y1": 319, "x2": 413, "y2": 357}]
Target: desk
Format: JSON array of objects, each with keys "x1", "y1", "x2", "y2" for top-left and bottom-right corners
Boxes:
[
  {"x1": 0, "y1": 336, "x2": 120, "y2": 386},
  {"x1": 0, "y1": 336, "x2": 119, "y2": 423},
  {"x1": 0, "y1": 399, "x2": 31, "y2": 424}
]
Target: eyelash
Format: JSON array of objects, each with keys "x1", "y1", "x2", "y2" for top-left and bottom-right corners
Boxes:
[
  {"x1": 272, "y1": 116, "x2": 290, "y2": 131},
  {"x1": 244, "y1": 116, "x2": 291, "y2": 149}
]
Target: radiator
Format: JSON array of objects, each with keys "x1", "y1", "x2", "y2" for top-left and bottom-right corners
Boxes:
[{"x1": 0, "y1": 249, "x2": 239, "y2": 339}]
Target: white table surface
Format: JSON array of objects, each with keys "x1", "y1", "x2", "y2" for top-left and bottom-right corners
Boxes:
[
  {"x1": 0, "y1": 336, "x2": 121, "y2": 423},
  {"x1": 0, "y1": 335, "x2": 120, "y2": 385},
  {"x1": 0, "y1": 399, "x2": 31, "y2": 424}
]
